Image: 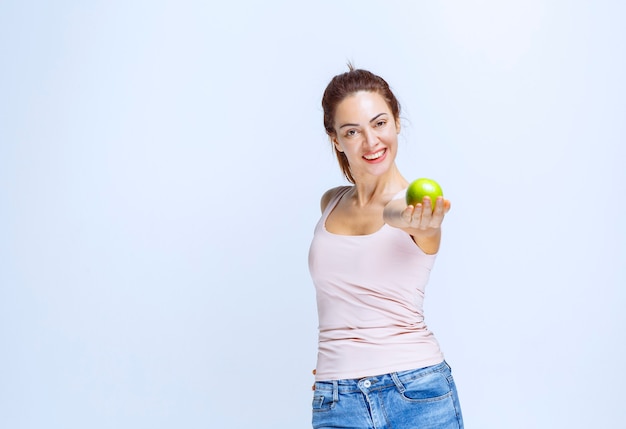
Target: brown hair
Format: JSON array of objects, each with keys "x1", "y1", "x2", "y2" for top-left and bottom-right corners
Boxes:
[{"x1": 321, "y1": 64, "x2": 401, "y2": 183}]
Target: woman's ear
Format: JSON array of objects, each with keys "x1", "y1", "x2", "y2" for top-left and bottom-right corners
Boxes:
[
  {"x1": 331, "y1": 136, "x2": 343, "y2": 153},
  {"x1": 395, "y1": 118, "x2": 401, "y2": 134}
]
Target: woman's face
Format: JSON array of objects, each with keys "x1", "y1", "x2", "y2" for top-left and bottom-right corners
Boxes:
[{"x1": 332, "y1": 91, "x2": 400, "y2": 180}]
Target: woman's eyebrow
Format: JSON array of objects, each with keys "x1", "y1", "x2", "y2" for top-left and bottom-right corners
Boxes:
[
  {"x1": 338, "y1": 122, "x2": 359, "y2": 129},
  {"x1": 338, "y1": 113, "x2": 387, "y2": 129},
  {"x1": 369, "y1": 113, "x2": 387, "y2": 123}
]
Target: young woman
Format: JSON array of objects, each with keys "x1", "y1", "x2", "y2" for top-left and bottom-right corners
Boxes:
[{"x1": 308, "y1": 66, "x2": 464, "y2": 428}]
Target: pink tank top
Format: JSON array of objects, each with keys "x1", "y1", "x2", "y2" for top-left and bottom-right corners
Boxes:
[{"x1": 308, "y1": 186, "x2": 444, "y2": 381}]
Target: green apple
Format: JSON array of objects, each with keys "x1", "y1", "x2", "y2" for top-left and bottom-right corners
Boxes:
[{"x1": 406, "y1": 178, "x2": 444, "y2": 211}]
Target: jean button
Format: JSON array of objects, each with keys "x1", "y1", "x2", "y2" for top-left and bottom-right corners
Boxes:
[{"x1": 363, "y1": 380, "x2": 371, "y2": 388}]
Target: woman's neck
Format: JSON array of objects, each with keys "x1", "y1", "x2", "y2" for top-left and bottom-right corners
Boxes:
[{"x1": 351, "y1": 164, "x2": 408, "y2": 207}]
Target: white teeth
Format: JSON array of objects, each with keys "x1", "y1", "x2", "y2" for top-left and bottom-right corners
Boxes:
[{"x1": 364, "y1": 149, "x2": 385, "y2": 160}]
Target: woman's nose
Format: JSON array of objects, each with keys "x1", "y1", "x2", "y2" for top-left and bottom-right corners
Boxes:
[{"x1": 363, "y1": 129, "x2": 378, "y2": 147}]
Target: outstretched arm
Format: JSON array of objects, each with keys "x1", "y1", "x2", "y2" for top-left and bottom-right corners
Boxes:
[{"x1": 383, "y1": 196, "x2": 451, "y2": 255}]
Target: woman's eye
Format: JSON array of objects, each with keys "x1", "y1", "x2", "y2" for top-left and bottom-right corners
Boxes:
[
  {"x1": 376, "y1": 120, "x2": 386, "y2": 127},
  {"x1": 345, "y1": 129, "x2": 357, "y2": 137}
]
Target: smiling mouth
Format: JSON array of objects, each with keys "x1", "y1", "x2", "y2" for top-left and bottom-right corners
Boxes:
[{"x1": 363, "y1": 149, "x2": 386, "y2": 160}]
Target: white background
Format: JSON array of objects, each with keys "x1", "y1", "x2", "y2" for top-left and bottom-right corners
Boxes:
[{"x1": 1, "y1": 1, "x2": 625, "y2": 428}]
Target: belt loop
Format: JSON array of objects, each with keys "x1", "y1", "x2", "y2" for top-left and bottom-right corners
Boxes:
[
  {"x1": 332, "y1": 380, "x2": 339, "y2": 403},
  {"x1": 391, "y1": 372, "x2": 405, "y2": 394}
]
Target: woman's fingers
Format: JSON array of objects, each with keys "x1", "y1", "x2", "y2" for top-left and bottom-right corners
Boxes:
[
  {"x1": 411, "y1": 197, "x2": 434, "y2": 229},
  {"x1": 402, "y1": 197, "x2": 449, "y2": 229},
  {"x1": 402, "y1": 205, "x2": 415, "y2": 224},
  {"x1": 413, "y1": 197, "x2": 448, "y2": 229}
]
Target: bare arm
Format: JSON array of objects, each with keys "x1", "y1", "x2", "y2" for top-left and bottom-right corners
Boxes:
[{"x1": 383, "y1": 196, "x2": 451, "y2": 255}]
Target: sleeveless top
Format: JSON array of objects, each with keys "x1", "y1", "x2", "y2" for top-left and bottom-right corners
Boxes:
[{"x1": 308, "y1": 186, "x2": 444, "y2": 381}]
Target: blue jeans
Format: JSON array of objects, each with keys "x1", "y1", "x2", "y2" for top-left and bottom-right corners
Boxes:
[{"x1": 312, "y1": 361, "x2": 463, "y2": 429}]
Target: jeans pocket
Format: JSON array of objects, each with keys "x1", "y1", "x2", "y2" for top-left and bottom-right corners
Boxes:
[
  {"x1": 312, "y1": 393, "x2": 335, "y2": 412},
  {"x1": 398, "y1": 371, "x2": 452, "y2": 403}
]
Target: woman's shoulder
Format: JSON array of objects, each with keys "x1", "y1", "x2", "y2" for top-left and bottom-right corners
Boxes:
[{"x1": 320, "y1": 186, "x2": 352, "y2": 213}]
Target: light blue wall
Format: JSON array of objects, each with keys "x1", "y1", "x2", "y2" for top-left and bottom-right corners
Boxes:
[{"x1": 1, "y1": 1, "x2": 624, "y2": 428}]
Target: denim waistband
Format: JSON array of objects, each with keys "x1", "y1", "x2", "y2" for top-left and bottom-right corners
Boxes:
[{"x1": 314, "y1": 360, "x2": 449, "y2": 394}]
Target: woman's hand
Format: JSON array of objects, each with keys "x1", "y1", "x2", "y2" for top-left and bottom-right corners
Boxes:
[
  {"x1": 383, "y1": 196, "x2": 451, "y2": 254},
  {"x1": 401, "y1": 196, "x2": 451, "y2": 234}
]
